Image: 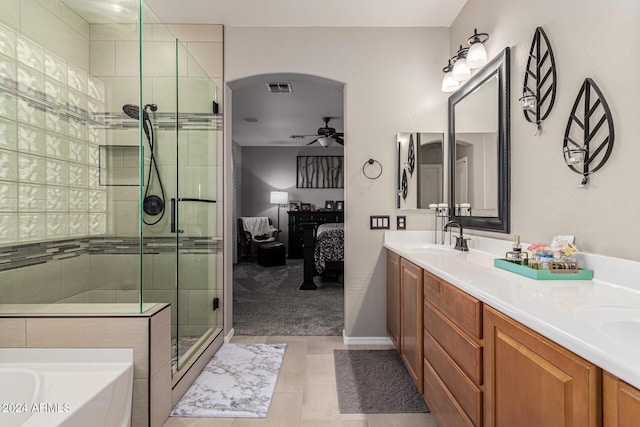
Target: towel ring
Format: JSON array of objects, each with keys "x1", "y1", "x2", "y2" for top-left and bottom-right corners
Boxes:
[{"x1": 362, "y1": 159, "x2": 383, "y2": 180}]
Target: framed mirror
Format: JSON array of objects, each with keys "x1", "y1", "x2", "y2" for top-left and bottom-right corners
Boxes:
[
  {"x1": 396, "y1": 132, "x2": 445, "y2": 209},
  {"x1": 449, "y1": 47, "x2": 510, "y2": 233}
]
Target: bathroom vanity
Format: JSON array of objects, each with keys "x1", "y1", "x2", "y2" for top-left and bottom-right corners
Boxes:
[{"x1": 385, "y1": 231, "x2": 640, "y2": 427}]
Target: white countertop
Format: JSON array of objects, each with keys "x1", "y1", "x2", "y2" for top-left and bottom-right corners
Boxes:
[{"x1": 384, "y1": 231, "x2": 640, "y2": 390}]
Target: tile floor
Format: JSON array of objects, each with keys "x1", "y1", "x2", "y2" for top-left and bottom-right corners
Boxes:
[{"x1": 163, "y1": 335, "x2": 437, "y2": 427}]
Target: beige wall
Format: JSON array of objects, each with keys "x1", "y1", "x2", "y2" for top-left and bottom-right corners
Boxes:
[
  {"x1": 225, "y1": 26, "x2": 450, "y2": 338},
  {"x1": 450, "y1": 0, "x2": 640, "y2": 259}
]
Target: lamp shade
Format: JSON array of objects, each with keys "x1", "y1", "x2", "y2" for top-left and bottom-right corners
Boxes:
[
  {"x1": 441, "y1": 71, "x2": 460, "y2": 92},
  {"x1": 466, "y1": 42, "x2": 487, "y2": 69},
  {"x1": 452, "y1": 57, "x2": 471, "y2": 81},
  {"x1": 270, "y1": 191, "x2": 289, "y2": 204}
]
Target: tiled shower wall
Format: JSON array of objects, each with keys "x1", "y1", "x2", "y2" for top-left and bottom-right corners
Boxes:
[
  {"x1": 0, "y1": 23, "x2": 107, "y2": 244},
  {"x1": 0, "y1": 0, "x2": 224, "y2": 336}
]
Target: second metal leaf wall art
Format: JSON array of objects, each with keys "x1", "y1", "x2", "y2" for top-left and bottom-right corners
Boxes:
[
  {"x1": 522, "y1": 27, "x2": 557, "y2": 134},
  {"x1": 563, "y1": 78, "x2": 614, "y2": 188}
]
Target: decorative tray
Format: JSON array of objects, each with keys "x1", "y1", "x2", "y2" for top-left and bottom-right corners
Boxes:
[{"x1": 494, "y1": 258, "x2": 593, "y2": 280}]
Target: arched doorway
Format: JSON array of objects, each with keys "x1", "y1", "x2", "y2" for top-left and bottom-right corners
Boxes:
[{"x1": 227, "y1": 73, "x2": 346, "y2": 337}]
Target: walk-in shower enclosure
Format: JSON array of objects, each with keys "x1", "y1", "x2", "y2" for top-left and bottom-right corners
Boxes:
[{"x1": 0, "y1": 0, "x2": 223, "y2": 371}]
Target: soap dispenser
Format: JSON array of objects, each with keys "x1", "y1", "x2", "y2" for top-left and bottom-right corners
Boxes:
[
  {"x1": 513, "y1": 235, "x2": 522, "y2": 254},
  {"x1": 506, "y1": 235, "x2": 527, "y2": 265}
]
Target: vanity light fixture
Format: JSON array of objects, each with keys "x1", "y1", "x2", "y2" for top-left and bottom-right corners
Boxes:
[
  {"x1": 466, "y1": 29, "x2": 489, "y2": 69},
  {"x1": 441, "y1": 59, "x2": 460, "y2": 93},
  {"x1": 451, "y1": 45, "x2": 471, "y2": 81}
]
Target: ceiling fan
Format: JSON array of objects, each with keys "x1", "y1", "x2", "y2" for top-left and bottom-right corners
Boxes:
[{"x1": 290, "y1": 117, "x2": 344, "y2": 146}]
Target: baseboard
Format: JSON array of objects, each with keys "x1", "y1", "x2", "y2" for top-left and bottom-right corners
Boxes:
[
  {"x1": 224, "y1": 328, "x2": 235, "y2": 343},
  {"x1": 342, "y1": 330, "x2": 394, "y2": 346}
]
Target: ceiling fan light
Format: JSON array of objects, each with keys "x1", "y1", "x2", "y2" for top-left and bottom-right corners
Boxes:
[{"x1": 317, "y1": 136, "x2": 333, "y2": 147}]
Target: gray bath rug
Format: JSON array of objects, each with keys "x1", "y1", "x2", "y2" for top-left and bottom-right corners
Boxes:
[
  {"x1": 334, "y1": 349, "x2": 429, "y2": 414},
  {"x1": 171, "y1": 343, "x2": 286, "y2": 418}
]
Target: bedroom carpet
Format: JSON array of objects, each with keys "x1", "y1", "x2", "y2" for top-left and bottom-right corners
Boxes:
[
  {"x1": 170, "y1": 343, "x2": 286, "y2": 418},
  {"x1": 334, "y1": 349, "x2": 430, "y2": 414},
  {"x1": 233, "y1": 259, "x2": 344, "y2": 336}
]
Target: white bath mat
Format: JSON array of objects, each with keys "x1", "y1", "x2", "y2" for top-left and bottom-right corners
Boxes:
[{"x1": 170, "y1": 343, "x2": 286, "y2": 418}]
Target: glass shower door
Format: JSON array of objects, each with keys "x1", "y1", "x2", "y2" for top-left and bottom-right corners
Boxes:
[
  {"x1": 173, "y1": 40, "x2": 221, "y2": 370},
  {"x1": 139, "y1": 4, "x2": 222, "y2": 372}
]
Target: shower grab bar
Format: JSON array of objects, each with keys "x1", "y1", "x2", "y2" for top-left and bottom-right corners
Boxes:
[
  {"x1": 175, "y1": 198, "x2": 216, "y2": 203},
  {"x1": 170, "y1": 197, "x2": 217, "y2": 233}
]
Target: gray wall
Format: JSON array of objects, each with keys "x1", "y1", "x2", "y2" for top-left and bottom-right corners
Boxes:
[{"x1": 239, "y1": 145, "x2": 344, "y2": 246}]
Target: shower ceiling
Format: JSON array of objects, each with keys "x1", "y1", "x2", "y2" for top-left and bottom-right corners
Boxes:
[
  {"x1": 60, "y1": 0, "x2": 161, "y2": 24},
  {"x1": 144, "y1": 0, "x2": 468, "y2": 27}
]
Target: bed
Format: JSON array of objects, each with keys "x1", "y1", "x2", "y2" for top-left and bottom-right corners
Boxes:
[
  {"x1": 300, "y1": 222, "x2": 344, "y2": 290},
  {"x1": 314, "y1": 223, "x2": 344, "y2": 275}
]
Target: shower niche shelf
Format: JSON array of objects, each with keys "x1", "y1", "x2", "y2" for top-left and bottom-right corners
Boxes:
[{"x1": 99, "y1": 145, "x2": 139, "y2": 187}]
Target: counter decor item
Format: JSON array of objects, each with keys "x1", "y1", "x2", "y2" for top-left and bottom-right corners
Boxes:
[
  {"x1": 505, "y1": 235, "x2": 528, "y2": 265},
  {"x1": 494, "y1": 258, "x2": 592, "y2": 280},
  {"x1": 496, "y1": 235, "x2": 590, "y2": 279}
]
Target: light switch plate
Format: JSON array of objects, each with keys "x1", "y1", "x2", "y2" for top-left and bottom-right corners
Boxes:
[{"x1": 370, "y1": 215, "x2": 390, "y2": 230}]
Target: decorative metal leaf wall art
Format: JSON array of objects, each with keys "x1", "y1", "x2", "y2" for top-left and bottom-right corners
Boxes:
[
  {"x1": 523, "y1": 27, "x2": 557, "y2": 133},
  {"x1": 401, "y1": 169, "x2": 408, "y2": 200},
  {"x1": 407, "y1": 134, "x2": 415, "y2": 176},
  {"x1": 563, "y1": 78, "x2": 614, "y2": 187}
]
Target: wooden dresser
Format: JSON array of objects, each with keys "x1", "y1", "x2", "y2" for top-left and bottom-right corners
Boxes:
[{"x1": 287, "y1": 210, "x2": 343, "y2": 258}]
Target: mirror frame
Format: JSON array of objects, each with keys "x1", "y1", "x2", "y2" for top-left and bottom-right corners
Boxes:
[{"x1": 448, "y1": 47, "x2": 510, "y2": 233}]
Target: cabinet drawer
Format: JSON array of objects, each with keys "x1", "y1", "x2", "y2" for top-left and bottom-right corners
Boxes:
[
  {"x1": 424, "y1": 359, "x2": 475, "y2": 427},
  {"x1": 424, "y1": 301, "x2": 483, "y2": 384},
  {"x1": 424, "y1": 271, "x2": 482, "y2": 339},
  {"x1": 424, "y1": 329, "x2": 482, "y2": 426}
]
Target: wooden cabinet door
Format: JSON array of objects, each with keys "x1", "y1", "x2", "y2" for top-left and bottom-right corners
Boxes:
[
  {"x1": 484, "y1": 306, "x2": 601, "y2": 427},
  {"x1": 386, "y1": 251, "x2": 401, "y2": 348},
  {"x1": 400, "y1": 257, "x2": 424, "y2": 393},
  {"x1": 604, "y1": 371, "x2": 640, "y2": 427}
]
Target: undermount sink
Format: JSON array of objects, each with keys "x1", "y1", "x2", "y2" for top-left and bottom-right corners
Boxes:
[
  {"x1": 574, "y1": 305, "x2": 640, "y2": 352},
  {"x1": 407, "y1": 245, "x2": 460, "y2": 255},
  {"x1": 601, "y1": 319, "x2": 640, "y2": 348}
]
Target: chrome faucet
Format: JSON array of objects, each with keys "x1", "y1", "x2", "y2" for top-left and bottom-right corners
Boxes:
[{"x1": 444, "y1": 220, "x2": 469, "y2": 251}]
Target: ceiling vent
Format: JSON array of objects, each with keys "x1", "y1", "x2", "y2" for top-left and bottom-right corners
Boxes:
[{"x1": 267, "y1": 82, "x2": 292, "y2": 93}]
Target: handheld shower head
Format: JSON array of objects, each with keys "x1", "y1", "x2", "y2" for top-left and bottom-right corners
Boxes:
[
  {"x1": 122, "y1": 104, "x2": 140, "y2": 120},
  {"x1": 122, "y1": 103, "x2": 158, "y2": 143},
  {"x1": 122, "y1": 103, "x2": 165, "y2": 225},
  {"x1": 122, "y1": 103, "x2": 157, "y2": 121}
]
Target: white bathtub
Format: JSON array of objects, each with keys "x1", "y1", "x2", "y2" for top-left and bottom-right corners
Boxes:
[{"x1": 0, "y1": 348, "x2": 133, "y2": 427}]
